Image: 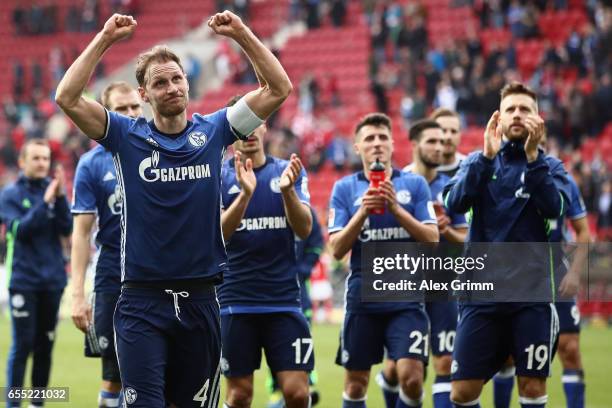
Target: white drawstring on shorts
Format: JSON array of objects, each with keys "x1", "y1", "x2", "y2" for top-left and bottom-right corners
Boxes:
[{"x1": 165, "y1": 290, "x2": 190, "y2": 321}]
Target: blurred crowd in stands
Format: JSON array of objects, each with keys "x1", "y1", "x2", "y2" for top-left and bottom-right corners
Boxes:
[
  {"x1": 1, "y1": 0, "x2": 611, "y2": 236},
  {"x1": 12, "y1": 0, "x2": 139, "y2": 36}
]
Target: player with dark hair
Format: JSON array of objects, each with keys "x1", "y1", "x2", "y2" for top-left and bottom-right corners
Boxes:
[
  {"x1": 1, "y1": 139, "x2": 72, "y2": 407},
  {"x1": 444, "y1": 82, "x2": 571, "y2": 408},
  {"x1": 430, "y1": 109, "x2": 464, "y2": 178},
  {"x1": 219, "y1": 96, "x2": 313, "y2": 408},
  {"x1": 70, "y1": 81, "x2": 142, "y2": 408},
  {"x1": 492, "y1": 133, "x2": 591, "y2": 408},
  {"x1": 55, "y1": 10, "x2": 291, "y2": 407},
  {"x1": 397, "y1": 119, "x2": 467, "y2": 408},
  {"x1": 328, "y1": 113, "x2": 439, "y2": 408}
]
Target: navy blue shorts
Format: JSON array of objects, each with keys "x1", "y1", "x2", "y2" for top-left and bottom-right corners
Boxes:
[
  {"x1": 555, "y1": 300, "x2": 580, "y2": 334},
  {"x1": 336, "y1": 307, "x2": 430, "y2": 371},
  {"x1": 220, "y1": 312, "x2": 314, "y2": 377},
  {"x1": 85, "y1": 291, "x2": 119, "y2": 358},
  {"x1": 114, "y1": 287, "x2": 221, "y2": 408},
  {"x1": 452, "y1": 303, "x2": 559, "y2": 381},
  {"x1": 426, "y1": 301, "x2": 458, "y2": 356}
]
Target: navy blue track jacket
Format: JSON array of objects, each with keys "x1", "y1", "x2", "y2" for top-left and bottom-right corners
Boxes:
[
  {"x1": 0, "y1": 174, "x2": 72, "y2": 291},
  {"x1": 444, "y1": 142, "x2": 571, "y2": 243}
]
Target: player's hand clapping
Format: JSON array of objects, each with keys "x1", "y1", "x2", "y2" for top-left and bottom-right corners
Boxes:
[
  {"x1": 523, "y1": 114, "x2": 545, "y2": 163},
  {"x1": 101, "y1": 14, "x2": 137, "y2": 44},
  {"x1": 234, "y1": 151, "x2": 256, "y2": 197},
  {"x1": 207, "y1": 10, "x2": 246, "y2": 39},
  {"x1": 483, "y1": 110, "x2": 502, "y2": 160},
  {"x1": 43, "y1": 165, "x2": 66, "y2": 204},
  {"x1": 280, "y1": 153, "x2": 303, "y2": 192}
]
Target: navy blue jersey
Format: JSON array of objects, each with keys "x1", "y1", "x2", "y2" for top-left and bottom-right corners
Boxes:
[
  {"x1": 218, "y1": 156, "x2": 310, "y2": 313},
  {"x1": 72, "y1": 145, "x2": 122, "y2": 292},
  {"x1": 404, "y1": 170, "x2": 468, "y2": 232},
  {"x1": 328, "y1": 170, "x2": 437, "y2": 313},
  {"x1": 99, "y1": 109, "x2": 239, "y2": 283},
  {"x1": 549, "y1": 176, "x2": 586, "y2": 243}
]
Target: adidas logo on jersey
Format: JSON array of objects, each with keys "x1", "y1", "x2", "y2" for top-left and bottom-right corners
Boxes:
[
  {"x1": 103, "y1": 171, "x2": 115, "y2": 181},
  {"x1": 145, "y1": 137, "x2": 159, "y2": 147},
  {"x1": 228, "y1": 185, "x2": 241, "y2": 195}
]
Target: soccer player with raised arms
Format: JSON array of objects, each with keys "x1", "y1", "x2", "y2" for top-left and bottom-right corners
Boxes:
[
  {"x1": 70, "y1": 81, "x2": 142, "y2": 408},
  {"x1": 328, "y1": 113, "x2": 439, "y2": 408},
  {"x1": 444, "y1": 82, "x2": 571, "y2": 408},
  {"x1": 218, "y1": 96, "x2": 313, "y2": 408},
  {"x1": 55, "y1": 10, "x2": 292, "y2": 408}
]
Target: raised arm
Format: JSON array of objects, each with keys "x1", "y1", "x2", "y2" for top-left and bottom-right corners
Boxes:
[
  {"x1": 208, "y1": 11, "x2": 292, "y2": 120},
  {"x1": 55, "y1": 14, "x2": 137, "y2": 140}
]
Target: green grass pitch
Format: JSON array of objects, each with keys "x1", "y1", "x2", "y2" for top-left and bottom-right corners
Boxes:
[{"x1": 1, "y1": 316, "x2": 610, "y2": 407}]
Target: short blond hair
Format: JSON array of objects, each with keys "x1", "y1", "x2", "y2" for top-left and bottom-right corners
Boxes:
[
  {"x1": 135, "y1": 45, "x2": 184, "y2": 87},
  {"x1": 101, "y1": 81, "x2": 135, "y2": 109},
  {"x1": 429, "y1": 108, "x2": 459, "y2": 121}
]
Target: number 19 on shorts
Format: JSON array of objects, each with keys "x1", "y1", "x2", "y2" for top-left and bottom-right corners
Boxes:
[{"x1": 525, "y1": 344, "x2": 548, "y2": 370}]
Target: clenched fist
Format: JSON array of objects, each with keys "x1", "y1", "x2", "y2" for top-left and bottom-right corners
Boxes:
[
  {"x1": 207, "y1": 10, "x2": 247, "y2": 39},
  {"x1": 102, "y1": 14, "x2": 137, "y2": 44}
]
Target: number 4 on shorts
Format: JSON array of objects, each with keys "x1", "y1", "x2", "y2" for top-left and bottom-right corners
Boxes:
[{"x1": 193, "y1": 379, "x2": 209, "y2": 407}]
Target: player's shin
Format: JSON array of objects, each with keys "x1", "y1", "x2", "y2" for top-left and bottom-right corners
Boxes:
[
  {"x1": 376, "y1": 371, "x2": 399, "y2": 408},
  {"x1": 493, "y1": 366, "x2": 515, "y2": 408},
  {"x1": 432, "y1": 375, "x2": 453, "y2": 408},
  {"x1": 561, "y1": 369, "x2": 585, "y2": 408},
  {"x1": 98, "y1": 390, "x2": 120, "y2": 407},
  {"x1": 396, "y1": 388, "x2": 423, "y2": 408}
]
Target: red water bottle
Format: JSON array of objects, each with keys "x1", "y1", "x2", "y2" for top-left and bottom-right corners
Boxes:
[{"x1": 369, "y1": 158, "x2": 386, "y2": 215}]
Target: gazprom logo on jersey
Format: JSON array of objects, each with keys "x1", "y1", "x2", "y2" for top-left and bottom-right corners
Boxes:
[
  {"x1": 236, "y1": 216, "x2": 288, "y2": 232},
  {"x1": 358, "y1": 218, "x2": 411, "y2": 242},
  {"x1": 138, "y1": 150, "x2": 211, "y2": 183}
]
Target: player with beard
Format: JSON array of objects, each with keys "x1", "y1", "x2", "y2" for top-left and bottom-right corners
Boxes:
[
  {"x1": 444, "y1": 82, "x2": 571, "y2": 408},
  {"x1": 374, "y1": 120, "x2": 467, "y2": 408},
  {"x1": 431, "y1": 109, "x2": 465, "y2": 179},
  {"x1": 56, "y1": 10, "x2": 292, "y2": 407},
  {"x1": 491, "y1": 132, "x2": 592, "y2": 408}
]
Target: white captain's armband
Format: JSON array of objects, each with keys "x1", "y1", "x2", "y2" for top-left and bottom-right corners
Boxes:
[{"x1": 227, "y1": 97, "x2": 264, "y2": 140}]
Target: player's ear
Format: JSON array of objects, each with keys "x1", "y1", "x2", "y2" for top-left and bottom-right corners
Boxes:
[{"x1": 138, "y1": 86, "x2": 148, "y2": 103}]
